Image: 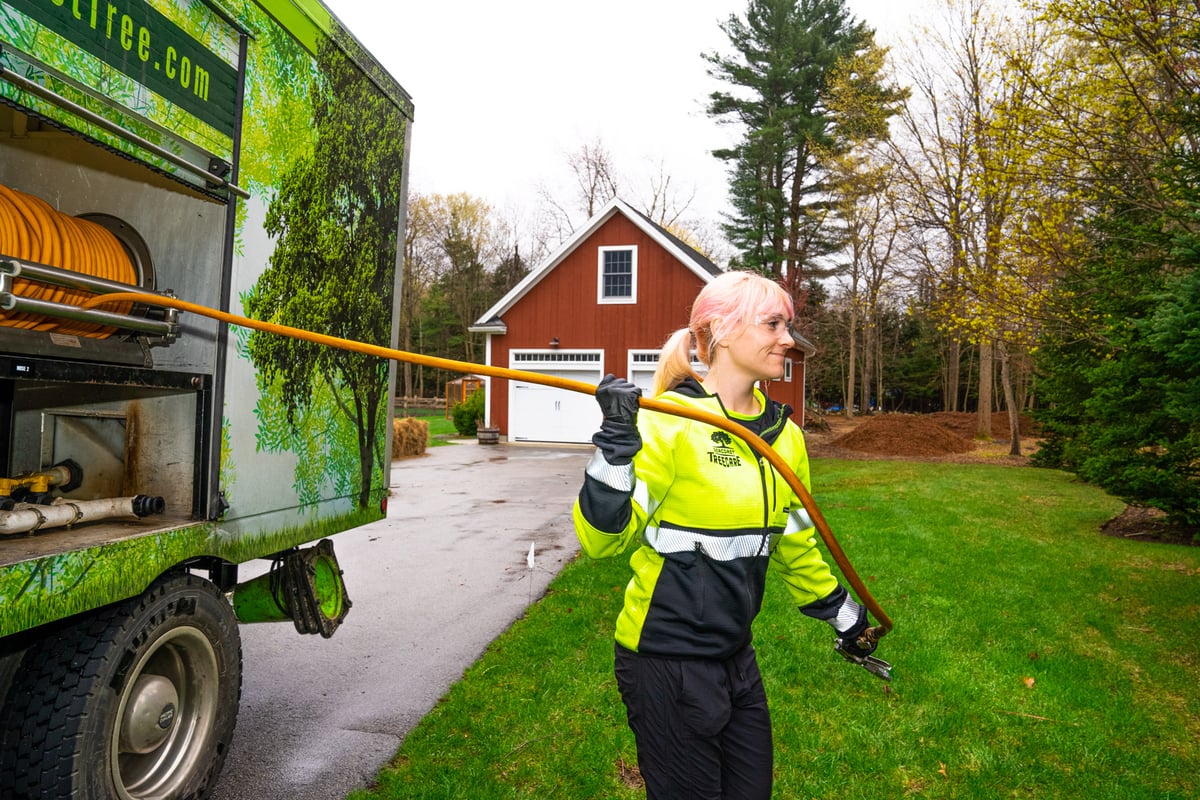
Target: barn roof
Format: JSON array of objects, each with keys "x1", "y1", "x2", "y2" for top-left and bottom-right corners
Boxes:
[{"x1": 470, "y1": 197, "x2": 722, "y2": 331}]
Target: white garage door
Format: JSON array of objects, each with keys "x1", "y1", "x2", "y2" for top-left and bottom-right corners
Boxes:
[
  {"x1": 629, "y1": 351, "x2": 659, "y2": 394},
  {"x1": 627, "y1": 350, "x2": 708, "y2": 395},
  {"x1": 508, "y1": 351, "x2": 603, "y2": 444}
]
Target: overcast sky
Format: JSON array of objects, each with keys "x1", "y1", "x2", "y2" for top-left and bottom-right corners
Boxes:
[{"x1": 322, "y1": 0, "x2": 931, "y2": 238}]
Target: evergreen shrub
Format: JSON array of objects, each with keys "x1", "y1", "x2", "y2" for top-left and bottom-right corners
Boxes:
[{"x1": 452, "y1": 389, "x2": 485, "y2": 436}]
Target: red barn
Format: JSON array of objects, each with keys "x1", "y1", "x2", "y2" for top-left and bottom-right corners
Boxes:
[{"x1": 470, "y1": 198, "x2": 814, "y2": 443}]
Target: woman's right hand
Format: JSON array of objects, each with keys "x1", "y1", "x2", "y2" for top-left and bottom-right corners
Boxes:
[
  {"x1": 592, "y1": 374, "x2": 642, "y2": 464},
  {"x1": 596, "y1": 374, "x2": 641, "y2": 426}
]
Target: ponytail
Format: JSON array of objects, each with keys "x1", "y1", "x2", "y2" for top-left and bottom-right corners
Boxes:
[{"x1": 652, "y1": 327, "x2": 700, "y2": 396}]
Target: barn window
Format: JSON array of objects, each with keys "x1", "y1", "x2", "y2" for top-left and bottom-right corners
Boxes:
[{"x1": 598, "y1": 246, "x2": 637, "y2": 303}]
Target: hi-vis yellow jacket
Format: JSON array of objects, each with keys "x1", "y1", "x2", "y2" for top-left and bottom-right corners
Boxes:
[{"x1": 572, "y1": 379, "x2": 840, "y2": 659}]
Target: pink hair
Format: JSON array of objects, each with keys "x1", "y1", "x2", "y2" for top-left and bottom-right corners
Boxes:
[{"x1": 652, "y1": 271, "x2": 794, "y2": 396}]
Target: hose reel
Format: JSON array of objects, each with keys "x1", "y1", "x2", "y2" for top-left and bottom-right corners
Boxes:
[{"x1": 0, "y1": 182, "x2": 176, "y2": 340}]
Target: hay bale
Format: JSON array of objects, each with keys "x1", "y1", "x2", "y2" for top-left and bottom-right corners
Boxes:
[{"x1": 392, "y1": 417, "x2": 428, "y2": 458}]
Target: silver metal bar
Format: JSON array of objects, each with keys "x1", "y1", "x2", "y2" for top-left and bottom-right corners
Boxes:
[
  {"x1": 0, "y1": 293, "x2": 177, "y2": 338},
  {"x1": 0, "y1": 257, "x2": 147, "y2": 296},
  {"x1": 0, "y1": 66, "x2": 250, "y2": 200}
]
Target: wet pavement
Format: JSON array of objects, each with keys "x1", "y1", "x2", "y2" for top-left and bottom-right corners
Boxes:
[{"x1": 211, "y1": 441, "x2": 590, "y2": 800}]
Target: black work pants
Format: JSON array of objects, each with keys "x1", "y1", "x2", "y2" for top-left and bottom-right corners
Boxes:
[{"x1": 614, "y1": 643, "x2": 773, "y2": 800}]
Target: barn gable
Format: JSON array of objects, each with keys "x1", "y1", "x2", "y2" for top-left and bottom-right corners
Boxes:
[{"x1": 474, "y1": 198, "x2": 720, "y2": 331}]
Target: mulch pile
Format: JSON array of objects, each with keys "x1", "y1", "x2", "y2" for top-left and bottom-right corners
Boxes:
[
  {"x1": 830, "y1": 414, "x2": 975, "y2": 457},
  {"x1": 928, "y1": 411, "x2": 1040, "y2": 439},
  {"x1": 1101, "y1": 505, "x2": 1200, "y2": 547},
  {"x1": 813, "y1": 411, "x2": 1040, "y2": 458}
]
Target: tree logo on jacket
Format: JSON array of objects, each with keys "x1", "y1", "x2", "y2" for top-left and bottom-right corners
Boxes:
[{"x1": 708, "y1": 431, "x2": 741, "y2": 468}]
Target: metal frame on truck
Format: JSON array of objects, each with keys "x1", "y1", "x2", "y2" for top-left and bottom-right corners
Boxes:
[{"x1": 0, "y1": 0, "x2": 412, "y2": 796}]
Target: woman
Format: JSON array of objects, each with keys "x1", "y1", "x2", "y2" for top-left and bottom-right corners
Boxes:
[{"x1": 572, "y1": 270, "x2": 881, "y2": 800}]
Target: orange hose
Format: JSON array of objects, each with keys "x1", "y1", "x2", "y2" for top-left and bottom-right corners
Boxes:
[
  {"x1": 0, "y1": 187, "x2": 34, "y2": 328},
  {"x1": 43, "y1": 198, "x2": 78, "y2": 331},
  {"x1": 82, "y1": 291, "x2": 893, "y2": 635},
  {"x1": 74, "y1": 215, "x2": 134, "y2": 328},
  {"x1": 0, "y1": 183, "x2": 46, "y2": 329},
  {"x1": 0, "y1": 184, "x2": 137, "y2": 337}
]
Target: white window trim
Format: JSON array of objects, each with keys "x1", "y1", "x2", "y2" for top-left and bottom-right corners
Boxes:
[
  {"x1": 597, "y1": 245, "x2": 638, "y2": 304},
  {"x1": 510, "y1": 349, "x2": 603, "y2": 369},
  {"x1": 627, "y1": 350, "x2": 708, "y2": 378},
  {"x1": 783, "y1": 358, "x2": 793, "y2": 382},
  {"x1": 628, "y1": 349, "x2": 660, "y2": 371}
]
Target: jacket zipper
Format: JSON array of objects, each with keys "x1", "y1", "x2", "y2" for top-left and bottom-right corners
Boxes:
[{"x1": 755, "y1": 455, "x2": 770, "y2": 557}]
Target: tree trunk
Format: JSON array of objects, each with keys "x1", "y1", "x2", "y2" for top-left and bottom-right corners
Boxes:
[
  {"x1": 417, "y1": 327, "x2": 425, "y2": 396},
  {"x1": 861, "y1": 317, "x2": 874, "y2": 415},
  {"x1": 402, "y1": 324, "x2": 414, "y2": 408},
  {"x1": 845, "y1": 307, "x2": 857, "y2": 419},
  {"x1": 357, "y1": 389, "x2": 381, "y2": 509},
  {"x1": 944, "y1": 338, "x2": 961, "y2": 412},
  {"x1": 876, "y1": 327, "x2": 885, "y2": 414},
  {"x1": 999, "y1": 340, "x2": 1022, "y2": 456},
  {"x1": 977, "y1": 338, "x2": 994, "y2": 440}
]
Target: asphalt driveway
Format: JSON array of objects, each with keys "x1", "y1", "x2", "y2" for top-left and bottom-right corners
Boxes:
[{"x1": 211, "y1": 441, "x2": 590, "y2": 800}]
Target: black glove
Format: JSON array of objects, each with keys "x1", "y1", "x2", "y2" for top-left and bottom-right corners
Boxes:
[
  {"x1": 837, "y1": 626, "x2": 879, "y2": 659},
  {"x1": 809, "y1": 587, "x2": 889, "y2": 679},
  {"x1": 591, "y1": 374, "x2": 642, "y2": 465},
  {"x1": 801, "y1": 584, "x2": 874, "y2": 654}
]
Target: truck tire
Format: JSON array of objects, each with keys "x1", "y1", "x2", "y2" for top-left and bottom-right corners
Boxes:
[{"x1": 0, "y1": 572, "x2": 242, "y2": 800}]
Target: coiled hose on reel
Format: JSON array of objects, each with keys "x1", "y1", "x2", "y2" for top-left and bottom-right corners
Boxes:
[{"x1": 0, "y1": 182, "x2": 137, "y2": 337}]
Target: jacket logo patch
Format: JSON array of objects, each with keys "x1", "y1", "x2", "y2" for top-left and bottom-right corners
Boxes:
[{"x1": 708, "y1": 431, "x2": 742, "y2": 468}]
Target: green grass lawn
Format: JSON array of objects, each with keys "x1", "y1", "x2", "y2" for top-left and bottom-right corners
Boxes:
[{"x1": 349, "y1": 460, "x2": 1200, "y2": 800}]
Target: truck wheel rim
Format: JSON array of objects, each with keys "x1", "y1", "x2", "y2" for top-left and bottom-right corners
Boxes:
[{"x1": 111, "y1": 626, "x2": 220, "y2": 799}]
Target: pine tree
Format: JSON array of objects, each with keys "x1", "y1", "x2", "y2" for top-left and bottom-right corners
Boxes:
[{"x1": 703, "y1": 0, "x2": 902, "y2": 303}]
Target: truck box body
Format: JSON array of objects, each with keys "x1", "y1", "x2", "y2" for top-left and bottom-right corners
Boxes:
[
  {"x1": 0, "y1": 2, "x2": 411, "y2": 794},
  {"x1": 0, "y1": 0, "x2": 412, "y2": 635}
]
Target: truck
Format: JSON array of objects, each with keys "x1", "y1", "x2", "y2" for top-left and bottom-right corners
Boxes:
[{"x1": 0, "y1": 1, "x2": 412, "y2": 796}]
